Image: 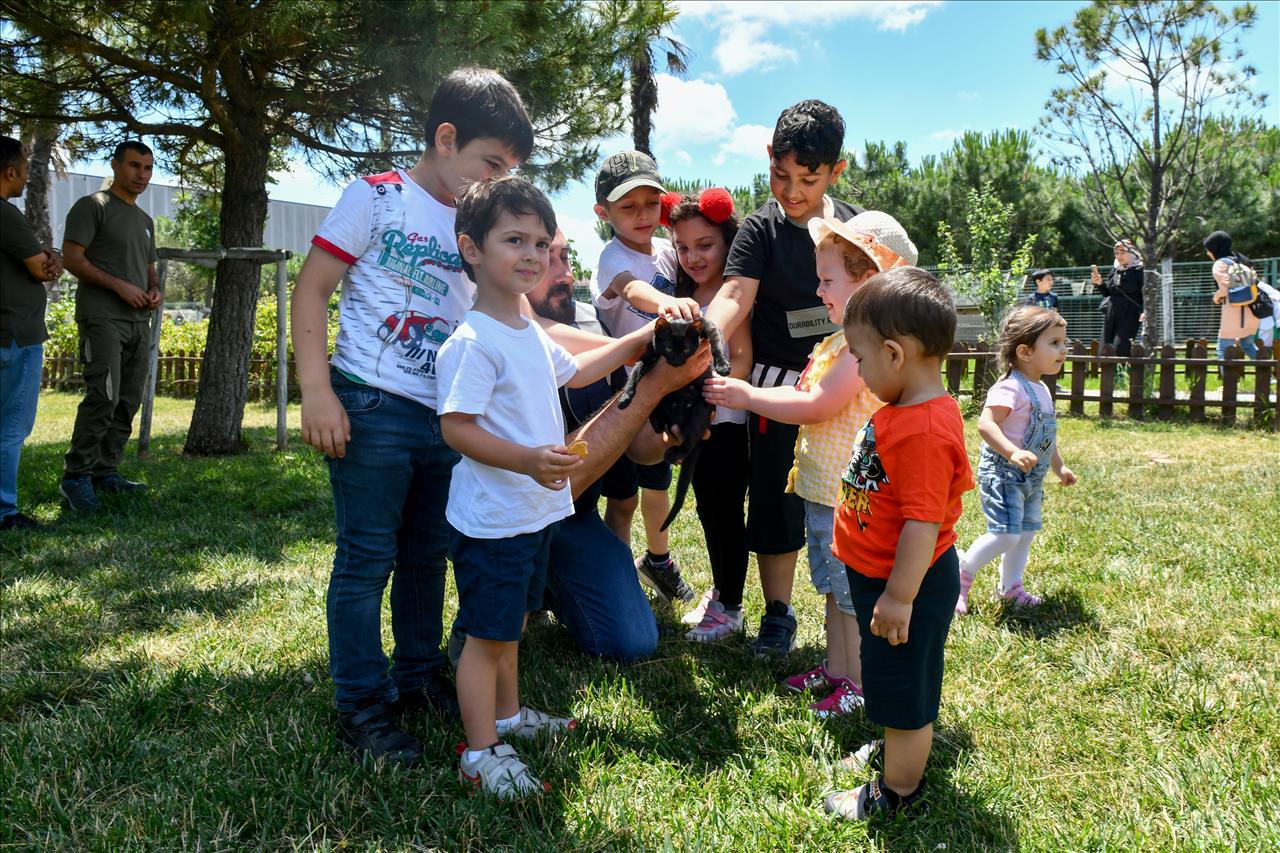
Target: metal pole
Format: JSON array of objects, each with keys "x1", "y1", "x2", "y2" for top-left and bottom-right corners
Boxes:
[
  {"x1": 1160, "y1": 256, "x2": 1174, "y2": 345},
  {"x1": 138, "y1": 259, "x2": 168, "y2": 458},
  {"x1": 275, "y1": 255, "x2": 288, "y2": 450}
]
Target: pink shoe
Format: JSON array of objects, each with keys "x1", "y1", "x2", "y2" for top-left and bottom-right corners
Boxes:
[
  {"x1": 782, "y1": 662, "x2": 832, "y2": 694},
  {"x1": 684, "y1": 600, "x2": 743, "y2": 642},
  {"x1": 956, "y1": 570, "x2": 974, "y2": 615},
  {"x1": 810, "y1": 679, "x2": 865, "y2": 718},
  {"x1": 1001, "y1": 582, "x2": 1042, "y2": 607},
  {"x1": 681, "y1": 587, "x2": 719, "y2": 626}
]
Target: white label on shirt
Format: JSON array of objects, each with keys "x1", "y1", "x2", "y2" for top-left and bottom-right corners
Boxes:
[{"x1": 786, "y1": 306, "x2": 838, "y2": 338}]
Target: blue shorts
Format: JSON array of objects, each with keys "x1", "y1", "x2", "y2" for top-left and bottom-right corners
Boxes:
[
  {"x1": 978, "y1": 467, "x2": 1045, "y2": 534},
  {"x1": 804, "y1": 500, "x2": 854, "y2": 615},
  {"x1": 451, "y1": 524, "x2": 558, "y2": 643},
  {"x1": 599, "y1": 455, "x2": 672, "y2": 498}
]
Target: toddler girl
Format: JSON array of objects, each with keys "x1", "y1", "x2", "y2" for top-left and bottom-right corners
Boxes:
[{"x1": 957, "y1": 305, "x2": 1078, "y2": 614}]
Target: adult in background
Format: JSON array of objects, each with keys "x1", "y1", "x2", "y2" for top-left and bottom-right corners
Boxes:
[
  {"x1": 59, "y1": 140, "x2": 161, "y2": 512},
  {"x1": 1203, "y1": 230, "x2": 1260, "y2": 362},
  {"x1": 0, "y1": 136, "x2": 63, "y2": 531},
  {"x1": 1090, "y1": 240, "x2": 1145, "y2": 358}
]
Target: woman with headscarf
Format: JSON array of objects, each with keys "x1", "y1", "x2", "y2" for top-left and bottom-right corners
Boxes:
[
  {"x1": 1090, "y1": 239, "x2": 1145, "y2": 357},
  {"x1": 1203, "y1": 230, "x2": 1260, "y2": 361}
]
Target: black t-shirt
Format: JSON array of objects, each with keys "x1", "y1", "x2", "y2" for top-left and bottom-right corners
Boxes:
[
  {"x1": 0, "y1": 199, "x2": 48, "y2": 346},
  {"x1": 725, "y1": 197, "x2": 863, "y2": 372}
]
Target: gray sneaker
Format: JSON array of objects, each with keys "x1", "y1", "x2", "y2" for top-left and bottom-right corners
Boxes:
[
  {"x1": 635, "y1": 554, "x2": 695, "y2": 603},
  {"x1": 750, "y1": 600, "x2": 797, "y2": 659},
  {"x1": 93, "y1": 473, "x2": 148, "y2": 494},
  {"x1": 497, "y1": 706, "x2": 577, "y2": 740},
  {"x1": 59, "y1": 476, "x2": 100, "y2": 512},
  {"x1": 457, "y1": 742, "x2": 548, "y2": 800}
]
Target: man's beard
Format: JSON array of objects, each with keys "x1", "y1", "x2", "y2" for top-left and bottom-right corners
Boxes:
[{"x1": 532, "y1": 282, "x2": 575, "y2": 325}]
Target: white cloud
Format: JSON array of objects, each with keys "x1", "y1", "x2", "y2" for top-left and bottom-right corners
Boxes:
[
  {"x1": 714, "y1": 124, "x2": 774, "y2": 165},
  {"x1": 930, "y1": 128, "x2": 964, "y2": 141},
  {"x1": 652, "y1": 74, "x2": 737, "y2": 148},
  {"x1": 679, "y1": 1, "x2": 943, "y2": 74}
]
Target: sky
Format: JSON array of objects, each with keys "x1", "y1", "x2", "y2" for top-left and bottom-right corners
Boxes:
[{"x1": 72, "y1": 0, "x2": 1280, "y2": 262}]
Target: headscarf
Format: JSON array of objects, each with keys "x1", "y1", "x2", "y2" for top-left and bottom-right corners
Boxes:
[
  {"x1": 1203, "y1": 230, "x2": 1252, "y2": 266},
  {"x1": 1114, "y1": 239, "x2": 1144, "y2": 270}
]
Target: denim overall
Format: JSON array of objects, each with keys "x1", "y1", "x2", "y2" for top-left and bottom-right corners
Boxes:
[{"x1": 977, "y1": 371, "x2": 1056, "y2": 534}]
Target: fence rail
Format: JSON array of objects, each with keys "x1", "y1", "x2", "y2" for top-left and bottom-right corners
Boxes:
[
  {"x1": 944, "y1": 340, "x2": 1279, "y2": 429},
  {"x1": 41, "y1": 351, "x2": 298, "y2": 403}
]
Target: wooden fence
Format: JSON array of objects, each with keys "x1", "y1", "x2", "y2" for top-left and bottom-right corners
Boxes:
[
  {"x1": 945, "y1": 340, "x2": 1279, "y2": 429},
  {"x1": 42, "y1": 351, "x2": 299, "y2": 403}
]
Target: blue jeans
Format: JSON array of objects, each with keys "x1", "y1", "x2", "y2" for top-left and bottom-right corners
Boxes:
[
  {"x1": 326, "y1": 371, "x2": 459, "y2": 712},
  {"x1": 804, "y1": 499, "x2": 854, "y2": 614},
  {"x1": 542, "y1": 508, "x2": 658, "y2": 661},
  {"x1": 1217, "y1": 335, "x2": 1258, "y2": 361},
  {"x1": 0, "y1": 341, "x2": 43, "y2": 520}
]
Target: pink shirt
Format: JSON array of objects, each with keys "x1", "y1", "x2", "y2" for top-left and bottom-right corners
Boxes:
[{"x1": 985, "y1": 375, "x2": 1053, "y2": 448}]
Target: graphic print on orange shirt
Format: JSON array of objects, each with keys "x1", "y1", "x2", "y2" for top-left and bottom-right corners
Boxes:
[{"x1": 838, "y1": 419, "x2": 888, "y2": 531}]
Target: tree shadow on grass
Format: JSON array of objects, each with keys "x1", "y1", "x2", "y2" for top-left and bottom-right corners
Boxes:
[{"x1": 993, "y1": 588, "x2": 1099, "y2": 640}]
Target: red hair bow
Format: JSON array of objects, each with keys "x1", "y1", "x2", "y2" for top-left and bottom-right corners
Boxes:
[
  {"x1": 698, "y1": 187, "x2": 734, "y2": 224},
  {"x1": 659, "y1": 192, "x2": 682, "y2": 228}
]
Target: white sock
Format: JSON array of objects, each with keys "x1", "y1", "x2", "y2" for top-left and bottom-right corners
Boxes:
[
  {"x1": 961, "y1": 532, "x2": 1022, "y2": 575},
  {"x1": 494, "y1": 709, "x2": 522, "y2": 734},
  {"x1": 464, "y1": 747, "x2": 489, "y2": 762},
  {"x1": 999, "y1": 531, "x2": 1037, "y2": 594}
]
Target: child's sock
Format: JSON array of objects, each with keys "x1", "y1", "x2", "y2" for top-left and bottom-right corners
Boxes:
[
  {"x1": 464, "y1": 746, "x2": 494, "y2": 762},
  {"x1": 645, "y1": 551, "x2": 670, "y2": 565},
  {"x1": 495, "y1": 710, "x2": 522, "y2": 735},
  {"x1": 998, "y1": 531, "x2": 1037, "y2": 594}
]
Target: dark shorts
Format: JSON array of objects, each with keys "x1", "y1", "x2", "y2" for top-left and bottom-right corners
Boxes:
[
  {"x1": 847, "y1": 546, "x2": 960, "y2": 731},
  {"x1": 599, "y1": 454, "x2": 672, "y2": 499},
  {"x1": 746, "y1": 416, "x2": 805, "y2": 554},
  {"x1": 451, "y1": 524, "x2": 558, "y2": 643}
]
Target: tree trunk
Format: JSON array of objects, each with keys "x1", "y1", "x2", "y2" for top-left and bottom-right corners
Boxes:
[
  {"x1": 183, "y1": 138, "x2": 270, "y2": 455},
  {"x1": 630, "y1": 52, "x2": 655, "y2": 159},
  {"x1": 21, "y1": 123, "x2": 56, "y2": 247}
]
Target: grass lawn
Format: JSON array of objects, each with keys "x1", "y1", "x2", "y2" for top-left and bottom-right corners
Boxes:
[{"x1": 2, "y1": 392, "x2": 1278, "y2": 851}]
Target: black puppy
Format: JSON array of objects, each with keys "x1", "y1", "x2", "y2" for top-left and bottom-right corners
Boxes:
[{"x1": 616, "y1": 316, "x2": 732, "y2": 530}]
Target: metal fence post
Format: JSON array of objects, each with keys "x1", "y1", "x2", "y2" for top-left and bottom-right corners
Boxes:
[
  {"x1": 275, "y1": 254, "x2": 289, "y2": 451},
  {"x1": 1160, "y1": 256, "x2": 1174, "y2": 344},
  {"x1": 137, "y1": 259, "x2": 168, "y2": 458}
]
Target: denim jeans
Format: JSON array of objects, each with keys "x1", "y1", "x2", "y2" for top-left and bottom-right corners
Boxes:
[
  {"x1": 1217, "y1": 335, "x2": 1258, "y2": 361},
  {"x1": 542, "y1": 508, "x2": 658, "y2": 661},
  {"x1": 326, "y1": 370, "x2": 459, "y2": 712},
  {"x1": 1, "y1": 341, "x2": 43, "y2": 520}
]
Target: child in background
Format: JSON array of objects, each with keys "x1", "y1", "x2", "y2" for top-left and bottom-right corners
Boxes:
[
  {"x1": 438, "y1": 177, "x2": 648, "y2": 800},
  {"x1": 704, "y1": 211, "x2": 914, "y2": 721},
  {"x1": 1027, "y1": 269, "x2": 1058, "y2": 310},
  {"x1": 661, "y1": 188, "x2": 752, "y2": 641},
  {"x1": 823, "y1": 267, "x2": 974, "y2": 820},
  {"x1": 956, "y1": 305, "x2": 1078, "y2": 614},
  {"x1": 590, "y1": 150, "x2": 697, "y2": 603}
]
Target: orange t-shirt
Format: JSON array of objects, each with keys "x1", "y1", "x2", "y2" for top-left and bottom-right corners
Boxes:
[{"x1": 832, "y1": 395, "x2": 974, "y2": 580}]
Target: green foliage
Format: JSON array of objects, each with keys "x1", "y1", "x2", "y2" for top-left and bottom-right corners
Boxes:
[
  {"x1": 937, "y1": 182, "x2": 1038, "y2": 336},
  {"x1": 42, "y1": 290, "x2": 78, "y2": 359}
]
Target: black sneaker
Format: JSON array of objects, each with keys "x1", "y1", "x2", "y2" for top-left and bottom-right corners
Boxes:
[
  {"x1": 337, "y1": 701, "x2": 422, "y2": 767},
  {"x1": 635, "y1": 554, "x2": 695, "y2": 603},
  {"x1": 825, "y1": 776, "x2": 927, "y2": 820},
  {"x1": 750, "y1": 600, "x2": 797, "y2": 659},
  {"x1": 59, "y1": 476, "x2": 100, "y2": 512},
  {"x1": 395, "y1": 668, "x2": 460, "y2": 719},
  {"x1": 93, "y1": 473, "x2": 149, "y2": 494},
  {"x1": 0, "y1": 512, "x2": 41, "y2": 531}
]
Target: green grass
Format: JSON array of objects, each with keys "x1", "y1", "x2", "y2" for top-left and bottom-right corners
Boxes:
[{"x1": 2, "y1": 393, "x2": 1278, "y2": 851}]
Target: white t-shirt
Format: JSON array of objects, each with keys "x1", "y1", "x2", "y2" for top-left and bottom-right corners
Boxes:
[
  {"x1": 985, "y1": 374, "x2": 1054, "y2": 448},
  {"x1": 438, "y1": 311, "x2": 578, "y2": 538},
  {"x1": 590, "y1": 236, "x2": 677, "y2": 339},
  {"x1": 312, "y1": 169, "x2": 474, "y2": 409}
]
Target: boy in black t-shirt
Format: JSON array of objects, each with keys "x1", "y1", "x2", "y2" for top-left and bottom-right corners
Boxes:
[
  {"x1": 1026, "y1": 269, "x2": 1059, "y2": 310},
  {"x1": 705, "y1": 99, "x2": 864, "y2": 658}
]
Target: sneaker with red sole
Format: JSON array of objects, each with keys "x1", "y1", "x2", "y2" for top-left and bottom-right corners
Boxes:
[{"x1": 456, "y1": 741, "x2": 549, "y2": 800}]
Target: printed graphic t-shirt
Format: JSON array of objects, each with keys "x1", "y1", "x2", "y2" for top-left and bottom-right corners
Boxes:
[
  {"x1": 724, "y1": 197, "x2": 862, "y2": 372},
  {"x1": 985, "y1": 374, "x2": 1054, "y2": 448},
  {"x1": 833, "y1": 395, "x2": 974, "y2": 580},
  {"x1": 590, "y1": 236, "x2": 677, "y2": 339},
  {"x1": 312, "y1": 169, "x2": 473, "y2": 410},
  {"x1": 438, "y1": 311, "x2": 578, "y2": 538}
]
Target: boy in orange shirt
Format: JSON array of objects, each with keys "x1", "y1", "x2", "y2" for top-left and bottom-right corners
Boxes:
[{"x1": 823, "y1": 267, "x2": 974, "y2": 820}]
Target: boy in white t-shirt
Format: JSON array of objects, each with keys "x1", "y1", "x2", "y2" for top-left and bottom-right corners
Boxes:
[
  {"x1": 292, "y1": 68, "x2": 536, "y2": 768},
  {"x1": 590, "y1": 150, "x2": 698, "y2": 603},
  {"x1": 438, "y1": 177, "x2": 648, "y2": 800}
]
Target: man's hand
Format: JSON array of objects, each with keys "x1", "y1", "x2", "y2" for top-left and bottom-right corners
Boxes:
[
  {"x1": 42, "y1": 250, "x2": 63, "y2": 279},
  {"x1": 702, "y1": 374, "x2": 752, "y2": 409},
  {"x1": 648, "y1": 341, "x2": 711, "y2": 394},
  {"x1": 524, "y1": 445, "x2": 583, "y2": 490},
  {"x1": 870, "y1": 590, "x2": 913, "y2": 646},
  {"x1": 301, "y1": 387, "x2": 351, "y2": 458},
  {"x1": 1056, "y1": 465, "x2": 1078, "y2": 486},
  {"x1": 1009, "y1": 449, "x2": 1038, "y2": 473},
  {"x1": 656, "y1": 296, "x2": 701, "y2": 322},
  {"x1": 147, "y1": 287, "x2": 163, "y2": 309},
  {"x1": 117, "y1": 281, "x2": 151, "y2": 309}
]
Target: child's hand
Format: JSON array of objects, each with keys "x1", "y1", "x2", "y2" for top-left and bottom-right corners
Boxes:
[
  {"x1": 301, "y1": 387, "x2": 351, "y2": 458},
  {"x1": 702, "y1": 374, "x2": 752, "y2": 409},
  {"x1": 1009, "y1": 449, "x2": 1038, "y2": 473},
  {"x1": 870, "y1": 591, "x2": 913, "y2": 646},
  {"x1": 525, "y1": 445, "x2": 583, "y2": 490},
  {"x1": 1056, "y1": 465, "x2": 1078, "y2": 486},
  {"x1": 656, "y1": 296, "x2": 701, "y2": 322}
]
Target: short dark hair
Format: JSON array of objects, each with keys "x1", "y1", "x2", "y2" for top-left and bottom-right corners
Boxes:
[
  {"x1": 0, "y1": 135, "x2": 25, "y2": 172},
  {"x1": 771, "y1": 100, "x2": 845, "y2": 172},
  {"x1": 1030, "y1": 268, "x2": 1052, "y2": 283},
  {"x1": 455, "y1": 176, "x2": 556, "y2": 279},
  {"x1": 112, "y1": 140, "x2": 153, "y2": 161},
  {"x1": 843, "y1": 266, "x2": 956, "y2": 359},
  {"x1": 424, "y1": 67, "x2": 534, "y2": 163}
]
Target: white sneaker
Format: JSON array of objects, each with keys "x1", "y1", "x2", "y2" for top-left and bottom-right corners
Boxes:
[
  {"x1": 457, "y1": 742, "x2": 548, "y2": 800},
  {"x1": 681, "y1": 587, "x2": 719, "y2": 625},
  {"x1": 685, "y1": 600, "x2": 744, "y2": 642},
  {"x1": 496, "y1": 705, "x2": 577, "y2": 739}
]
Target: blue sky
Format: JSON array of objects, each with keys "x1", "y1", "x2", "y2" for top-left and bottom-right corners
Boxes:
[{"x1": 87, "y1": 0, "x2": 1280, "y2": 261}]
